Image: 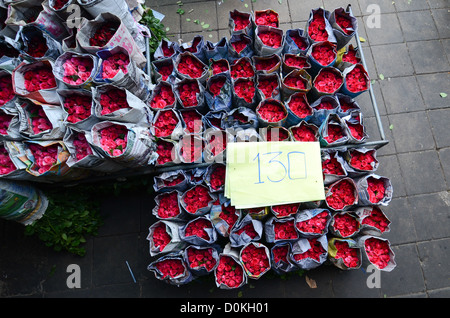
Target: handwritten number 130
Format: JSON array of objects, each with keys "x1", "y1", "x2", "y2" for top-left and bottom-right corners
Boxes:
[{"x1": 253, "y1": 151, "x2": 306, "y2": 184}]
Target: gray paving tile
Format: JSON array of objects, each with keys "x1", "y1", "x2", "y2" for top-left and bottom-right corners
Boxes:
[
  {"x1": 431, "y1": 8, "x2": 450, "y2": 38},
  {"x1": 383, "y1": 197, "x2": 418, "y2": 245},
  {"x1": 153, "y1": 4, "x2": 182, "y2": 35},
  {"x1": 380, "y1": 243, "x2": 426, "y2": 297},
  {"x1": 364, "y1": 116, "x2": 397, "y2": 156},
  {"x1": 380, "y1": 76, "x2": 426, "y2": 114},
  {"x1": 416, "y1": 72, "x2": 450, "y2": 110},
  {"x1": 355, "y1": 80, "x2": 386, "y2": 117},
  {"x1": 428, "y1": 108, "x2": 450, "y2": 148},
  {"x1": 365, "y1": 13, "x2": 404, "y2": 46},
  {"x1": 398, "y1": 150, "x2": 447, "y2": 195},
  {"x1": 394, "y1": 0, "x2": 430, "y2": 11},
  {"x1": 216, "y1": 0, "x2": 253, "y2": 30},
  {"x1": 358, "y1": 0, "x2": 397, "y2": 15},
  {"x1": 407, "y1": 40, "x2": 450, "y2": 74},
  {"x1": 98, "y1": 195, "x2": 142, "y2": 236},
  {"x1": 417, "y1": 239, "x2": 450, "y2": 290},
  {"x1": 398, "y1": 10, "x2": 440, "y2": 42},
  {"x1": 429, "y1": 288, "x2": 450, "y2": 298},
  {"x1": 427, "y1": 0, "x2": 449, "y2": 9},
  {"x1": 438, "y1": 147, "x2": 450, "y2": 189},
  {"x1": 388, "y1": 111, "x2": 435, "y2": 153},
  {"x1": 288, "y1": 0, "x2": 324, "y2": 22},
  {"x1": 371, "y1": 43, "x2": 414, "y2": 78},
  {"x1": 180, "y1": 1, "x2": 218, "y2": 34},
  {"x1": 329, "y1": 268, "x2": 382, "y2": 297},
  {"x1": 376, "y1": 154, "x2": 407, "y2": 198}
]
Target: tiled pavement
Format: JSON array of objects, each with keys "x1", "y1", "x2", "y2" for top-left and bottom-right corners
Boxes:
[{"x1": 0, "y1": 0, "x2": 449, "y2": 299}]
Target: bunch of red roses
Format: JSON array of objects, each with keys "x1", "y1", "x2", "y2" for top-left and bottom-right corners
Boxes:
[
  {"x1": 315, "y1": 100, "x2": 336, "y2": 110},
  {"x1": 215, "y1": 255, "x2": 244, "y2": 288},
  {"x1": 155, "y1": 139, "x2": 175, "y2": 165},
  {"x1": 331, "y1": 213, "x2": 360, "y2": 237},
  {"x1": 155, "y1": 258, "x2": 186, "y2": 279},
  {"x1": 230, "y1": 11, "x2": 251, "y2": 31},
  {"x1": 181, "y1": 110, "x2": 203, "y2": 134},
  {"x1": 349, "y1": 149, "x2": 377, "y2": 171},
  {"x1": 345, "y1": 64, "x2": 369, "y2": 93},
  {"x1": 235, "y1": 222, "x2": 259, "y2": 239},
  {"x1": 257, "y1": 100, "x2": 287, "y2": 123},
  {"x1": 296, "y1": 211, "x2": 329, "y2": 235},
  {"x1": 177, "y1": 54, "x2": 206, "y2": 79},
  {"x1": 288, "y1": 31, "x2": 309, "y2": 50},
  {"x1": 185, "y1": 217, "x2": 213, "y2": 241},
  {"x1": 27, "y1": 104, "x2": 52, "y2": 135},
  {"x1": 311, "y1": 42, "x2": 336, "y2": 66},
  {"x1": 346, "y1": 120, "x2": 365, "y2": 141},
  {"x1": 322, "y1": 156, "x2": 345, "y2": 176},
  {"x1": 254, "y1": 55, "x2": 280, "y2": 72},
  {"x1": 334, "y1": 240, "x2": 360, "y2": 268},
  {"x1": 156, "y1": 62, "x2": 174, "y2": 81},
  {"x1": 63, "y1": 56, "x2": 93, "y2": 86},
  {"x1": 99, "y1": 123, "x2": 128, "y2": 157},
  {"x1": 291, "y1": 122, "x2": 317, "y2": 142},
  {"x1": 150, "y1": 84, "x2": 175, "y2": 110},
  {"x1": 231, "y1": 58, "x2": 254, "y2": 79},
  {"x1": 28, "y1": 143, "x2": 58, "y2": 174},
  {"x1": 366, "y1": 176, "x2": 386, "y2": 204},
  {"x1": 240, "y1": 243, "x2": 270, "y2": 277},
  {"x1": 258, "y1": 30, "x2": 282, "y2": 48},
  {"x1": 315, "y1": 69, "x2": 343, "y2": 93},
  {"x1": 152, "y1": 222, "x2": 172, "y2": 252},
  {"x1": 177, "y1": 81, "x2": 200, "y2": 107},
  {"x1": 265, "y1": 127, "x2": 289, "y2": 141},
  {"x1": 293, "y1": 238, "x2": 325, "y2": 262},
  {"x1": 209, "y1": 164, "x2": 226, "y2": 191},
  {"x1": 326, "y1": 179, "x2": 357, "y2": 210},
  {"x1": 324, "y1": 123, "x2": 345, "y2": 144},
  {"x1": 364, "y1": 237, "x2": 391, "y2": 269},
  {"x1": 257, "y1": 76, "x2": 278, "y2": 99},
  {"x1": 284, "y1": 54, "x2": 309, "y2": 69},
  {"x1": 89, "y1": 22, "x2": 117, "y2": 47},
  {"x1": 361, "y1": 207, "x2": 390, "y2": 234},
  {"x1": 273, "y1": 218, "x2": 298, "y2": 240},
  {"x1": 308, "y1": 12, "x2": 328, "y2": 42},
  {"x1": 255, "y1": 10, "x2": 279, "y2": 27},
  {"x1": 0, "y1": 112, "x2": 13, "y2": 136},
  {"x1": 342, "y1": 47, "x2": 360, "y2": 64},
  {"x1": 101, "y1": 52, "x2": 129, "y2": 79},
  {"x1": 0, "y1": 145, "x2": 16, "y2": 175},
  {"x1": 234, "y1": 79, "x2": 255, "y2": 103},
  {"x1": 208, "y1": 76, "x2": 226, "y2": 97},
  {"x1": 64, "y1": 94, "x2": 92, "y2": 123},
  {"x1": 272, "y1": 244, "x2": 289, "y2": 264},
  {"x1": 25, "y1": 35, "x2": 48, "y2": 58},
  {"x1": 183, "y1": 185, "x2": 213, "y2": 215},
  {"x1": 99, "y1": 88, "x2": 129, "y2": 115},
  {"x1": 335, "y1": 13, "x2": 354, "y2": 35},
  {"x1": 231, "y1": 35, "x2": 251, "y2": 54},
  {"x1": 208, "y1": 131, "x2": 227, "y2": 157},
  {"x1": 186, "y1": 246, "x2": 217, "y2": 271},
  {"x1": 51, "y1": 0, "x2": 69, "y2": 10},
  {"x1": 163, "y1": 173, "x2": 184, "y2": 187},
  {"x1": 288, "y1": 92, "x2": 312, "y2": 118},
  {"x1": 272, "y1": 203, "x2": 299, "y2": 218},
  {"x1": 284, "y1": 72, "x2": 307, "y2": 90},
  {"x1": 72, "y1": 132, "x2": 93, "y2": 161},
  {"x1": 211, "y1": 59, "x2": 230, "y2": 75},
  {"x1": 180, "y1": 135, "x2": 204, "y2": 163},
  {"x1": 218, "y1": 204, "x2": 239, "y2": 234},
  {"x1": 0, "y1": 75, "x2": 14, "y2": 106},
  {"x1": 157, "y1": 191, "x2": 180, "y2": 219},
  {"x1": 23, "y1": 66, "x2": 57, "y2": 92},
  {"x1": 153, "y1": 110, "x2": 179, "y2": 138}
]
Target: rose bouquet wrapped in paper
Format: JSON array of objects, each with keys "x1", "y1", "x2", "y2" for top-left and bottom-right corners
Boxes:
[
  {"x1": 214, "y1": 246, "x2": 247, "y2": 289},
  {"x1": 18, "y1": 101, "x2": 65, "y2": 140},
  {"x1": 343, "y1": 147, "x2": 379, "y2": 176},
  {"x1": 231, "y1": 77, "x2": 258, "y2": 109},
  {"x1": 148, "y1": 81, "x2": 176, "y2": 112},
  {"x1": 204, "y1": 129, "x2": 231, "y2": 163},
  {"x1": 147, "y1": 251, "x2": 194, "y2": 286},
  {"x1": 205, "y1": 37, "x2": 228, "y2": 61},
  {"x1": 256, "y1": 73, "x2": 281, "y2": 101},
  {"x1": 179, "y1": 108, "x2": 204, "y2": 135},
  {"x1": 228, "y1": 33, "x2": 253, "y2": 62},
  {"x1": 253, "y1": 54, "x2": 281, "y2": 75},
  {"x1": 329, "y1": 211, "x2": 361, "y2": 238},
  {"x1": 239, "y1": 242, "x2": 271, "y2": 279},
  {"x1": 183, "y1": 245, "x2": 220, "y2": 277},
  {"x1": 283, "y1": 29, "x2": 310, "y2": 55},
  {"x1": 256, "y1": 99, "x2": 288, "y2": 128},
  {"x1": 174, "y1": 78, "x2": 206, "y2": 111},
  {"x1": 358, "y1": 235, "x2": 396, "y2": 272},
  {"x1": 229, "y1": 213, "x2": 263, "y2": 247},
  {"x1": 305, "y1": 8, "x2": 336, "y2": 44},
  {"x1": 319, "y1": 113, "x2": 349, "y2": 147},
  {"x1": 356, "y1": 174, "x2": 393, "y2": 206},
  {"x1": 153, "y1": 170, "x2": 189, "y2": 193},
  {"x1": 254, "y1": 25, "x2": 284, "y2": 56},
  {"x1": 281, "y1": 69, "x2": 312, "y2": 98},
  {"x1": 325, "y1": 177, "x2": 358, "y2": 212},
  {"x1": 308, "y1": 41, "x2": 338, "y2": 76},
  {"x1": 336, "y1": 93, "x2": 361, "y2": 117},
  {"x1": 152, "y1": 190, "x2": 184, "y2": 221},
  {"x1": 152, "y1": 58, "x2": 176, "y2": 84},
  {"x1": 322, "y1": 149, "x2": 347, "y2": 185},
  {"x1": 329, "y1": 7, "x2": 358, "y2": 50},
  {"x1": 177, "y1": 133, "x2": 205, "y2": 164},
  {"x1": 179, "y1": 215, "x2": 218, "y2": 246},
  {"x1": 260, "y1": 126, "x2": 291, "y2": 142},
  {"x1": 265, "y1": 216, "x2": 299, "y2": 243},
  {"x1": 180, "y1": 184, "x2": 216, "y2": 217},
  {"x1": 204, "y1": 73, "x2": 232, "y2": 111},
  {"x1": 178, "y1": 35, "x2": 207, "y2": 63},
  {"x1": 0, "y1": 106, "x2": 21, "y2": 141},
  {"x1": 209, "y1": 58, "x2": 230, "y2": 77},
  {"x1": 204, "y1": 163, "x2": 226, "y2": 193},
  {"x1": 291, "y1": 235, "x2": 328, "y2": 270},
  {"x1": 229, "y1": 9, "x2": 253, "y2": 37},
  {"x1": 284, "y1": 92, "x2": 313, "y2": 126},
  {"x1": 147, "y1": 220, "x2": 187, "y2": 256},
  {"x1": 355, "y1": 206, "x2": 391, "y2": 236},
  {"x1": 295, "y1": 208, "x2": 331, "y2": 238},
  {"x1": 311, "y1": 67, "x2": 344, "y2": 97},
  {"x1": 19, "y1": 24, "x2": 62, "y2": 61},
  {"x1": 310, "y1": 95, "x2": 339, "y2": 126},
  {"x1": 270, "y1": 242, "x2": 297, "y2": 274},
  {"x1": 57, "y1": 88, "x2": 98, "y2": 131},
  {"x1": 289, "y1": 120, "x2": 319, "y2": 142},
  {"x1": 154, "y1": 138, "x2": 178, "y2": 166},
  {"x1": 12, "y1": 59, "x2": 60, "y2": 105},
  {"x1": 175, "y1": 51, "x2": 209, "y2": 84},
  {"x1": 53, "y1": 51, "x2": 99, "y2": 89},
  {"x1": 343, "y1": 110, "x2": 368, "y2": 143},
  {"x1": 328, "y1": 238, "x2": 361, "y2": 270},
  {"x1": 341, "y1": 63, "x2": 370, "y2": 98},
  {"x1": 210, "y1": 196, "x2": 240, "y2": 237},
  {"x1": 153, "y1": 38, "x2": 180, "y2": 60},
  {"x1": 23, "y1": 140, "x2": 70, "y2": 178},
  {"x1": 282, "y1": 53, "x2": 311, "y2": 76}
]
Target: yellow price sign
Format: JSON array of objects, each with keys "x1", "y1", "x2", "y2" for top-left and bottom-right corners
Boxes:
[{"x1": 225, "y1": 141, "x2": 325, "y2": 208}]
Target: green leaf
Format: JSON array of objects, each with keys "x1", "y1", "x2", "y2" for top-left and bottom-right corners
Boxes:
[
  {"x1": 389, "y1": 124, "x2": 394, "y2": 130},
  {"x1": 186, "y1": 18, "x2": 191, "y2": 22},
  {"x1": 62, "y1": 233, "x2": 68, "y2": 241},
  {"x1": 193, "y1": 19, "x2": 200, "y2": 24},
  {"x1": 202, "y1": 23, "x2": 210, "y2": 29},
  {"x1": 278, "y1": 0, "x2": 282, "y2": 4},
  {"x1": 176, "y1": 8, "x2": 185, "y2": 15},
  {"x1": 359, "y1": 36, "x2": 366, "y2": 43},
  {"x1": 244, "y1": 3, "x2": 248, "y2": 8},
  {"x1": 440, "y1": 92, "x2": 447, "y2": 98},
  {"x1": 379, "y1": 74, "x2": 385, "y2": 80}
]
